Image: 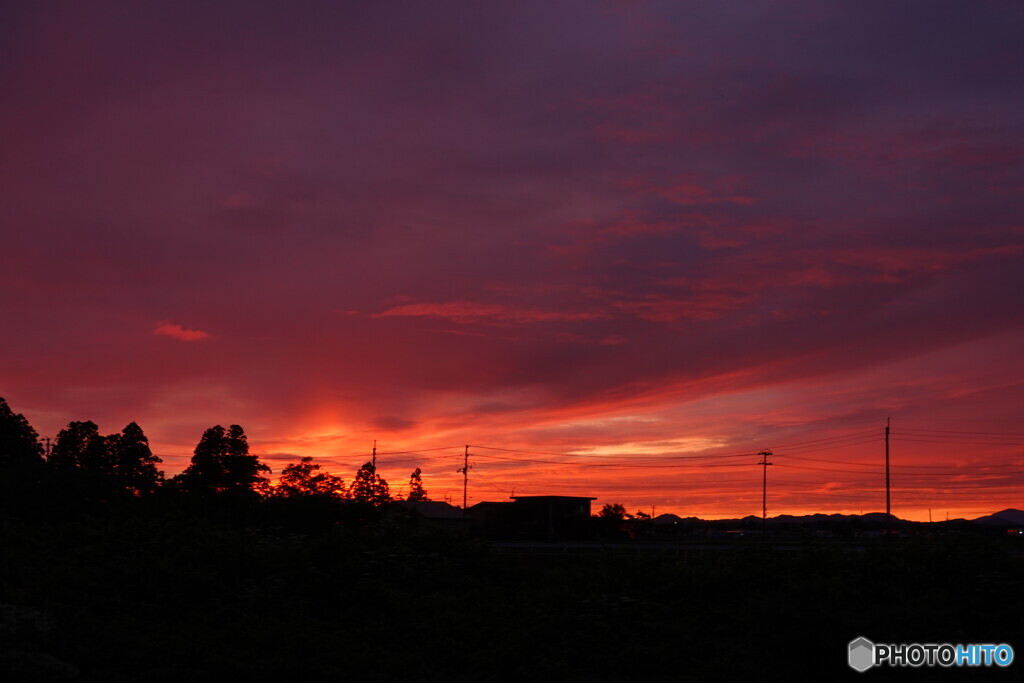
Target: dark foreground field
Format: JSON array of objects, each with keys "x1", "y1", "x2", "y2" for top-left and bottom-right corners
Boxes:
[{"x1": 2, "y1": 511, "x2": 1021, "y2": 682}]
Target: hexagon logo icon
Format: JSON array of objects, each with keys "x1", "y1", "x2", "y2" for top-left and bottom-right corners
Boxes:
[{"x1": 849, "y1": 637, "x2": 875, "y2": 672}]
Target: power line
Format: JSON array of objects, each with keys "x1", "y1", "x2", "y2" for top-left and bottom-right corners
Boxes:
[
  {"x1": 766, "y1": 428, "x2": 882, "y2": 449},
  {"x1": 775, "y1": 462, "x2": 1024, "y2": 476},
  {"x1": 778, "y1": 453, "x2": 1023, "y2": 469},
  {"x1": 469, "y1": 427, "x2": 884, "y2": 461},
  {"x1": 375, "y1": 445, "x2": 463, "y2": 455},
  {"x1": 470, "y1": 452, "x2": 758, "y2": 469},
  {"x1": 891, "y1": 436, "x2": 1024, "y2": 446},
  {"x1": 472, "y1": 470, "x2": 512, "y2": 495},
  {"x1": 897, "y1": 427, "x2": 1024, "y2": 437},
  {"x1": 469, "y1": 443, "x2": 760, "y2": 462}
]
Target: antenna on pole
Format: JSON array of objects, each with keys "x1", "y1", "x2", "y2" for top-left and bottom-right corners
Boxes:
[
  {"x1": 372, "y1": 439, "x2": 377, "y2": 469},
  {"x1": 758, "y1": 450, "x2": 773, "y2": 533}
]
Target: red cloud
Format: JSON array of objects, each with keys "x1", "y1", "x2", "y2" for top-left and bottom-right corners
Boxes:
[
  {"x1": 374, "y1": 302, "x2": 608, "y2": 325},
  {"x1": 611, "y1": 292, "x2": 757, "y2": 322},
  {"x1": 593, "y1": 123, "x2": 663, "y2": 145},
  {"x1": 153, "y1": 321, "x2": 211, "y2": 342}
]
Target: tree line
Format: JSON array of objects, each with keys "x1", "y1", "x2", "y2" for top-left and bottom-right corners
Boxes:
[{"x1": 0, "y1": 396, "x2": 429, "y2": 510}]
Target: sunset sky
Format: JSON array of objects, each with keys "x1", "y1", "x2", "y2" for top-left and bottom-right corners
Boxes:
[{"x1": 3, "y1": 1, "x2": 1022, "y2": 520}]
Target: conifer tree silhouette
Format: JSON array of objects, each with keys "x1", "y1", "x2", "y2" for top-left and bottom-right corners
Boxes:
[
  {"x1": 111, "y1": 422, "x2": 163, "y2": 495},
  {"x1": 173, "y1": 425, "x2": 269, "y2": 494},
  {"x1": 349, "y1": 461, "x2": 390, "y2": 504},
  {"x1": 406, "y1": 467, "x2": 428, "y2": 502}
]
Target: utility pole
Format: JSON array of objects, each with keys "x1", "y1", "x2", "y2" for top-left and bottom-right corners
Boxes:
[
  {"x1": 372, "y1": 439, "x2": 377, "y2": 469},
  {"x1": 458, "y1": 445, "x2": 471, "y2": 512},
  {"x1": 885, "y1": 418, "x2": 891, "y2": 520},
  {"x1": 758, "y1": 450, "x2": 773, "y2": 533}
]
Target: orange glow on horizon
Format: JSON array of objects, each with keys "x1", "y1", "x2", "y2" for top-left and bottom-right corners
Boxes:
[{"x1": 230, "y1": 418, "x2": 1021, "y2": 524}]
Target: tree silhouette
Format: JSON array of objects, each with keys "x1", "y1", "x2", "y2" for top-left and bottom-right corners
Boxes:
[
  {"x1": 349, "y1": 461, "x2": 390, "y2": 505},
  {"x1": 111, "y1": 422, "x2": 163, "y2": 495},
  {"x1": 45, "y1": 419, "x2": 163, "y2": 497},
  {"x1": 44, "y1": 420, "x2": 129, "y2": 507},
  {"x1": 0, "y1": 397, "x2": 44, "y2": 469},
  {"x1": 49, "y1": 421, "x2": 111, "y2": 473},
  {"x1": 598, "y1": 502, "x2": 628, "y2": 521},
  {"x1": 172, "y1": 425, "x2": 270, "y2": 494},
  {"x1": 406, "y1": 467, "x2": 428, "y2": 501},
  {"x1": 277, "y1": 457, "x2": 346, "y2": 499}
]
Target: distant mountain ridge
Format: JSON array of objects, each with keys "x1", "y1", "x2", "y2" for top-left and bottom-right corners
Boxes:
[
  {"x1": 649, "y1": 509, "x2": 1024, "y2": 525},
  {"x1": 971, "y1": 508, "x2": 1024, "y2": 525}
]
